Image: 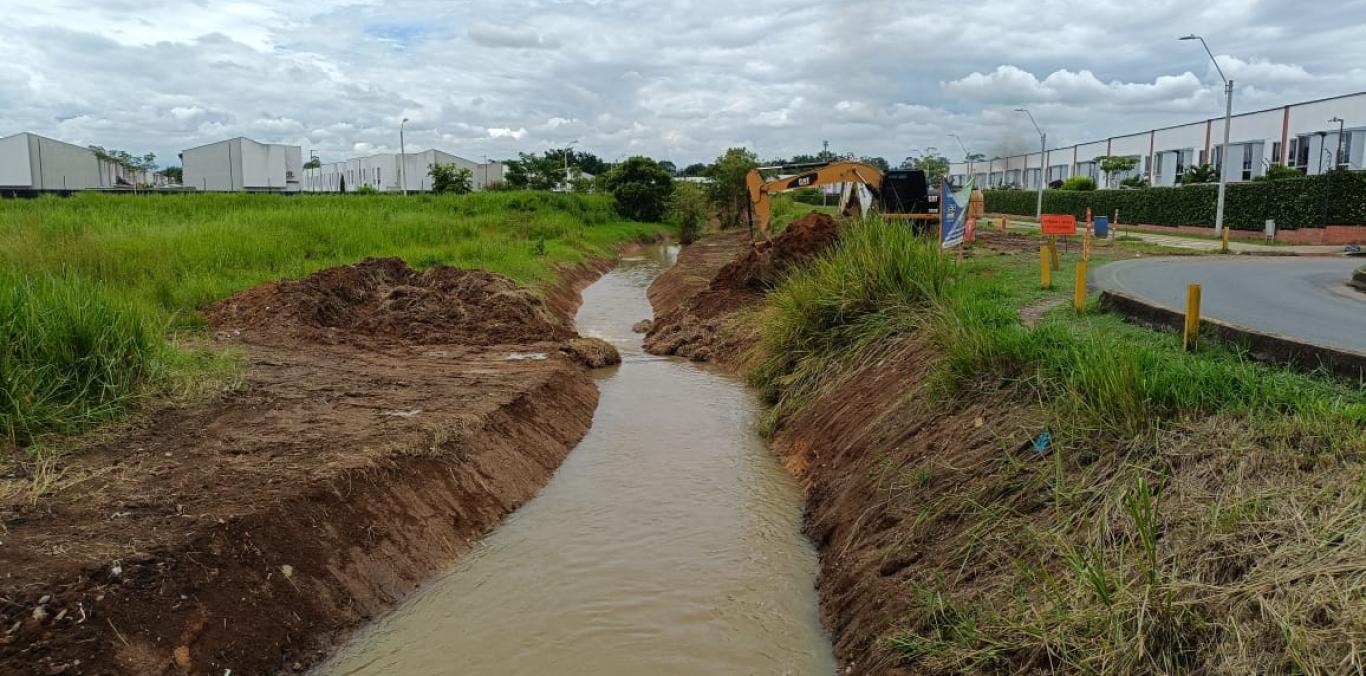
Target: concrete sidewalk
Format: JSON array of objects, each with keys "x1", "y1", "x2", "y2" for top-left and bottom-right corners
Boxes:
[{"x1": 990, "y1": 218, "x2": 1345, "y2": 255}]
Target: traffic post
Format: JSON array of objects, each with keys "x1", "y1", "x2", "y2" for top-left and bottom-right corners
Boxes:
[
  {"x1": 1040, "y1": 245, "x2": 1052, "y2": 289},
  {"x1": 1184, "y1": 284, "x2": 1202, "y2": 352},
  {"x1": 1074, "y1": 262, "x2": 1088, "y2": 313}
]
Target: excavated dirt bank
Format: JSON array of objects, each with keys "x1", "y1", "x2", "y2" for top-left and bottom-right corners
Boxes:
[
  {"x1": 0, "y1": 258, "x2": 612, "y2": 675},
  {"x1": 644, "y1": 213, "x2": 839, "y2": 362}
]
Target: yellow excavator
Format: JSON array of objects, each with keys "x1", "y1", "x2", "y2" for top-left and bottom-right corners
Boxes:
[{"x1": 745, "y1": 161, "x2": 938, "y2": 240}]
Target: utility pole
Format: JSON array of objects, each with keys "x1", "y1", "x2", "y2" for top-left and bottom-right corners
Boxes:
[
  {"x1": 400, "y1": 117, "x2": 409, "y2": 195},
  {"x1": 1015, "y1": 109, "x2": 1046, "y2": 220},
  {"x1": 564, "y1": 140, "x2": 578, "y2": 190},
  {"x1": 1181, "y1": 34, "x2": 1233, "y2": 238}
]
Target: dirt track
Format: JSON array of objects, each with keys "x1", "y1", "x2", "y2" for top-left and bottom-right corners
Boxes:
[{"x1": 0, "y1": 258, "x2": 613, "y2": 675}]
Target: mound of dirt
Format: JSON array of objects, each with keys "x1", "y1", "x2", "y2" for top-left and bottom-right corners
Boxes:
[
  {"x1": 645, "y1": 213, "x2": 840, "y2": 362},
  {"x1": 561, "y1": 337, "x2": 622, "y2": 368},
  {"x1": 207, "y1": 257, "x2": 571, "y2": 346},
  {"x1": 711, "y1": 212, "x2": 840, "y2": 292}
]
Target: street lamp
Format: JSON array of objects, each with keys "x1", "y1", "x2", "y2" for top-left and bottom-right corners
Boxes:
[
  {"x1": 950, "y1": 134, "x2": 973, "y2": 184},
  {"x1": 400, "y1": 117, "x2": 410, "y2": 195},
  {"x1": 1014, "y1": 108, "x2": 1046, "y2": 220},
  {"x1": 1329, "y1": 117, "x2": 1346, "y2": 170},
  {"x1": 1180, "y1": 34, "x2": 1233, "y2": 237},
  {"x1": 564, "y1": 140, "x2": 578, "y2": 190}
]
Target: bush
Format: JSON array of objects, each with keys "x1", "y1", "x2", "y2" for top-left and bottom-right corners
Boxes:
[
  {"x1": 428, "y1": 163, "x2": 473, "y2": 195},
  {"x1": 669, "y1": 182, "x2": 709, "y2": 244},
  {"x1": 602, "y1": 156, "x2": 674, "y2": 221},
  {"x1": 1257, "y1": 164, "x2": 1304, "y2": 181},
  {"x1": 984, "y1": 171, "x2": 1366, "y2": 230},
  {"x1": 483, "y1": 180, "x2": 513, "y2": 192},
  {"x1": 1181, "y1": 164, "x2": 1218, "y2": 184},
  {"x1": 1060, "y1": 176, "x2": 1097, "y2": 191}
]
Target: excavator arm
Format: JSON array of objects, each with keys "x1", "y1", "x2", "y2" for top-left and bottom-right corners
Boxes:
[{"x1": 746, "y1": 161, "x2": 885, "y2": 239}]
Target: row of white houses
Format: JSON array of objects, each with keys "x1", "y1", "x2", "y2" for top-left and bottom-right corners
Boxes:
[
  {"x1": 949, "y1": 90, "x2": 1366, "y2": 189},
  {"x1": 302, "y1": 149, "x2": 505, "y2": 193},
  {"x1": 1, "y1": 133, "x2": 505, "y2": 193},
  {"x1": 0, "y1": 132, "x2": 172, "y2": 190}
]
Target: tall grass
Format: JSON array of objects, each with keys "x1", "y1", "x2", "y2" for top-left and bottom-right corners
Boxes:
[
  {"x1": 0, "y1": 191, "x2": 664, "y2": 449},
  {"x1": 752, "y1": 217, "x2": 1366, "y2": 443}
]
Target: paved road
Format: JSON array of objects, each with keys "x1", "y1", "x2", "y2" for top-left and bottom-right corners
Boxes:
[
  {"x1": 1092, "y1": 257, "x2": 1366, "y2": 353},
  {"x1": 993, "y1": 218, "x2": 1344, "y2": 254}
]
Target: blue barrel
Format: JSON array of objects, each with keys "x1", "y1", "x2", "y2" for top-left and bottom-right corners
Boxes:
[{"x1": 1093, "y1": 216, "x2": 1110, "y2": 238}]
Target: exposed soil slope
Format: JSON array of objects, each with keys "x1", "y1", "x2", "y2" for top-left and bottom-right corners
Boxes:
[
  {"x1": 0, "y1": 258, "x2": 609, "y2": 676},
  {"x1": 644, "y1": 214, "x2": 839, "y2": 362}
]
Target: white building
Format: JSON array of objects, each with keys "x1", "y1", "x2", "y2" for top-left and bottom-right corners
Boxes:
[
  {"x1": 950, "y1": 90, "x2": 1366, "y2": 189},
  {"x1": 0, "y1": 132, "x2": 165, "y2": 191},
  {"x1": 303, "y1": 149, "x2": 506, "y2": 193},
  {"x1": 182, "y1": 137, "x2": 302, "y2": 192}
]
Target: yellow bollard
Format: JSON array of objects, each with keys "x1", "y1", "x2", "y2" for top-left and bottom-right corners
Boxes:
[
  {"x1": 1049, "y1": 237, "x2": 1061, "y2": 270},
  {"x1": 1184, "y1": 284, "x2": 1202, "y2": 352},
  {"x1": 1082, "y1": 227, "x2": 1092, "y2": 261},
  {"x1": 1040, "y1": 245, "x2": 1052, "y2": 289},
  {"x1": 1074, "y1": 262, "x2": 1088, "y2": 312},
  {"x1": 999, "y1": 216, "x2": 1007, "y2": 232},
  {"x1": 1221, "y1": 226, "x2": 1231, "y2": 253}
]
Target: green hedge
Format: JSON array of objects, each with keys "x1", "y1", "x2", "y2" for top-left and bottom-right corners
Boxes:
[{"x1": 983, "y1": 172, "x2": 1366, "y2": 230}]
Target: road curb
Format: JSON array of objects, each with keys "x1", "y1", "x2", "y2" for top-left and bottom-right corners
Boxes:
[
  {"x1": 1099, "y1": 289, "x2": 1366, "y2": 381},
  {"x1": 1352, "y1": 266, "x2": 1366, "y2": 294}
]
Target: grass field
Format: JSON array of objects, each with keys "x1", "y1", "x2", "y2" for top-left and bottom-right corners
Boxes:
[
  {"x1": 745, "y1": 218, "x2": 1365, "y2": 672},
  {"x1": 0, "y1": 191, "x2": 665, "y2": 449}
]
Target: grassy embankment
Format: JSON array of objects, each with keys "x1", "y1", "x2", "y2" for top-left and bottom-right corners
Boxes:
[
  {"x1": 747, "y1": 218, "x2": 1366, "y2": 672},
  {"x1": 0, "y1": 191, "x2": 664, "y2": 452}
]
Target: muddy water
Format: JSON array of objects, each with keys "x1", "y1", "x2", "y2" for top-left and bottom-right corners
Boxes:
[{"x1": 319, "y1": 247, "x2": 836, "y2": 675}]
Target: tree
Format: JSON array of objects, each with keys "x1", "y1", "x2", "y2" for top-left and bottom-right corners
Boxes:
[
  {"x1": 900, "y1": 152, "x2": 950, "y2": 185},
  {"x1": 156, "y1": 166, "x2": 183, "y2": 183},
  {"x1": 1098, "y1": 155, "x2": 1139, "y2": 188},
  {"x1": 681, "y1": 162, "x2": 709, "y2": 177},
  {"x1": 303, "y1": 157, "x2": 322, "y2": 170},
  {"x1": 603, "y1": 156, "x2": 674, "y2": 221},
  {"x1": 669, "y1": 182, "x2": 709, "y2": 244},
  {"x1": 1180, "y1": 163, "x2": 1218, "y2": 184},
  {"x1": 859, "y1": 156, "x2": 890, "y2": 172},
  {"x1": 505, "y1": 149, "x2": 608, "y2": 190},
  {"x1": 659, "y1": 160, "x2": 678, "y2": 176},
  {"x1": 89, "y1": 146, "x2": 157, "y2": 172},
  {"x1": 429, "y1": 163, "x2": 473, "y2": 194},
  {"x1": 705, "y1": 147, "x2": 759, "y2": 228}
]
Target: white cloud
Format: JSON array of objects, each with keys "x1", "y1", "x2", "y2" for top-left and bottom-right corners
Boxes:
[
  {"x1": 487, "y1": 127, "x2": 527, "y2": 140},
  {"x1": 0, "y1": 0, "x2": 1362, "y2": 167}
]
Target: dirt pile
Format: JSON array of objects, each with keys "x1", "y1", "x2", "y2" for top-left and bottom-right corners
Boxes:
[
  {"x1": 0, "y1": 258, "x2": 614, "y2": 675},
  {"x1": 207, "y1": 257, "x2": 571, "y2": 346},
  {"x1": 644, "y1": 214, "x2": 840, "y2": 361}
]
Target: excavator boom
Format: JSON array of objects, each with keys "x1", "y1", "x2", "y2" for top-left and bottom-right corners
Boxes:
[{"x1": 746, "y1": 161, "x2": 884, "y2": 239}]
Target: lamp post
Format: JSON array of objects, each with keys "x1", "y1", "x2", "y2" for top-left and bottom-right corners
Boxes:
[
  {"x1": 564, "y1": 140, "x2": 578, "y2": 190},
  {"x1": 399, "y1": 117, "x2": 409, "y2": 195},
  {"x1": 1015, "y1": 108, "x2": 1046, "y2": 220},
  {"x1": 1180, "y1": 34, "x2": 1232, "y2": 238},
  {"x1": 950, "y1": 134, "x2": 973, "y2": 186}
]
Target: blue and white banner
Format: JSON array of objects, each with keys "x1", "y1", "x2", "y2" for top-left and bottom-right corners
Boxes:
[{"x1": 940, "y1": 177, "x2": 973, "y2": 249}]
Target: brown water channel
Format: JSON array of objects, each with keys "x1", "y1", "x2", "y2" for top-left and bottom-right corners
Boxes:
[{"x1": 319, "y1": 247, "x2": 836, "y2": 675}]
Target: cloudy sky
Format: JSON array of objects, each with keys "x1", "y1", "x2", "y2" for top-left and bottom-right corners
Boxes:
[{"x1": 3, "y1": 0, "x2": 1364, "y2": 168}]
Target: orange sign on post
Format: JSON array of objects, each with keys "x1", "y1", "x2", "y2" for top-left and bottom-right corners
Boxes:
[{"x1": 1040, "y1": 214, "x2": 1078, "y2": 236}]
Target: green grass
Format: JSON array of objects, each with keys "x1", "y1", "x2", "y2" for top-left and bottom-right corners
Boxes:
[
  {"x1": 745, "y1": 219, "x2": 1366, "y2": 672},
  {"x1": 0, "y1": 191, "x2": 665, "y2": 449},
  {"x1": 752, "y1": 218, "x2": 1364, "y2": 443}
]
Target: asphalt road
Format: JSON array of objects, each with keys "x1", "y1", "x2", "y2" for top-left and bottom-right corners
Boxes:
[{"x1": 1092, "y1": 257, "x2": 1366, "y2": 353}]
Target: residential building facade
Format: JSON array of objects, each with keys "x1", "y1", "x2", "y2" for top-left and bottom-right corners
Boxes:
[
  {"x1": 950, "y1": 90, "x2": 1366, "y2": 189},
  {"x1": 182, "y1": 137, "x2": 303, "y2": 192},
  {"x1": 303, "y1": 149, "x2": 506, "y2": 193}
]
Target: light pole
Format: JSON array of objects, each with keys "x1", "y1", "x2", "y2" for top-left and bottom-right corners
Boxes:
[
  {"x1": 950, "y1": 134, "x2": 972, "y2": 186},
  {"x1": 399, "y1": 117, "x2": 409, "y2": 195},
  {"x1": 1015, "y1": 108, "x2": 1046, "y2": 220},
  {"x1": 563, "y1": 140, "x2": 578, "y2": 190},
  {"x1": 1181, "y1": 34, "x2": 1232, "y2": 238}
]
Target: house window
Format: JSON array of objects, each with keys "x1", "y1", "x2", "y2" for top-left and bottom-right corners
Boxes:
[
  {"x1": 377, "y1": 168, "x2": 382, "y2": 184},
  {"x1": 1241, "y1": 146, "x2": 1254, "y2": 181},
  {"x1": 1272, "y1": 141, "x2": 1282, "y2": 165}
]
